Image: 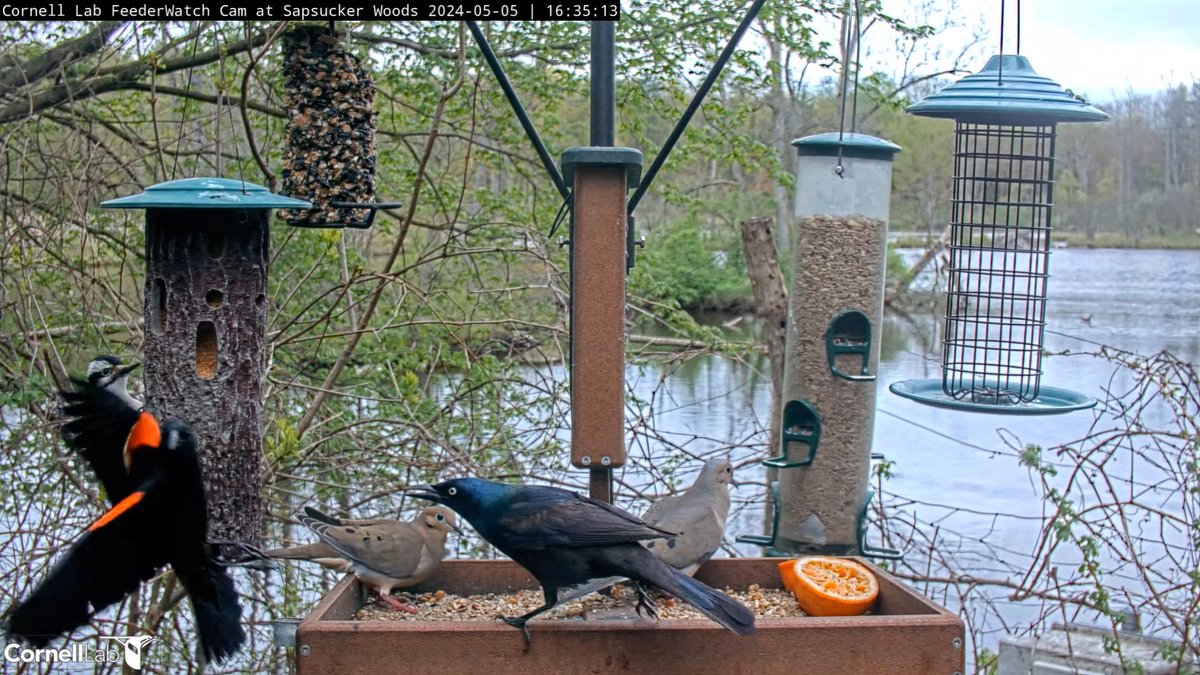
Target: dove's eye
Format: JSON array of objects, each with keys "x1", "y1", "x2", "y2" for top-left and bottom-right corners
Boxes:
[
  {"x1": 447, "y1": 487, "x2": 458, "y2": 496},
  {"x1": 436, "y1": 513, "x2": 445, "y2": 521}
]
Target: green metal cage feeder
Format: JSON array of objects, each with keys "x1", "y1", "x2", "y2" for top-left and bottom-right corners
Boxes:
[{"x1": 890, "y1": 55, "x2": 1107, "y2": 415}]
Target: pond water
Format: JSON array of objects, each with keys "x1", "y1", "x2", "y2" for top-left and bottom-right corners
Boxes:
[{"x1": 615, "y1": 247, "x2": 1199, "y2": 648}]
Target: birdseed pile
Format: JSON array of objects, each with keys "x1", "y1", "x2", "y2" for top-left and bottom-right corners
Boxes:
[
  {"x1": 279, "y1": 27, "x2": 377, "y2": 227},
  {"x1": 358, "y1": 584, "x2": 807, "y2": 622},
  {"x1": 779, "y1": 214, "x2": 887, "y2": 547}
]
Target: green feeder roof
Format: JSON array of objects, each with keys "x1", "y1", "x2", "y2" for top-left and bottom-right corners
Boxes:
[
  {"x1": 792, "y1": 132, "x2": 901, "y2": 161},
  {"x1": 101, "y1": 177, "x2": 311, "y2": 210},
  {"x1": 907, "y1": 54, "x2": 1109, "y2": 125}
]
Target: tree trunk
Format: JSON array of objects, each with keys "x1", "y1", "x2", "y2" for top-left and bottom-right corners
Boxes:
[{"x1": 740, "y1": 217, "x2": 788, "y2": 538}]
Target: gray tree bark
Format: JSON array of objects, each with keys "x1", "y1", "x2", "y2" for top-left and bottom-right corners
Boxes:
[{"x1": 740, "y1": 217, "x2": 788, "y2": 538}]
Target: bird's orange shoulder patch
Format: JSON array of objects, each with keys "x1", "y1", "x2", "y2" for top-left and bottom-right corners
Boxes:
[
  {"x1": 88, "y1": 491, "x2": 145, "y2": 531},
  {"x1": 125, "y1": 412, "x2": 161, "y2": 453}
]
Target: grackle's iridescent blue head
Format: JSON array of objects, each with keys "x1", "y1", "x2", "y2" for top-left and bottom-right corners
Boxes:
[{"x1": 405, "y1": 477, "x2": 509, "y2": 523}]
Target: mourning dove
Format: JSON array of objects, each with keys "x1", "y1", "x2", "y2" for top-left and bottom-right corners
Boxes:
[
  {"x1": 267, "y1": 505, "x2": 461, "y2": 612},
  {"x1": 642, "y1": 458, "x2": 735, "y2": 576}
]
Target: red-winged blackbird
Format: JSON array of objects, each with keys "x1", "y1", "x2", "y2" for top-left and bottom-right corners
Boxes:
[{"x1": 3, "y1": 373, "x2": 246, "y2": 664}]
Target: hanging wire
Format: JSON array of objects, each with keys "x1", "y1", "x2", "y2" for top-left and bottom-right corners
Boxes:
[
  {"x1": 849, "y1": 0, "x2": 863, "y2": 134},
  {"x1": 998, "y1": 0, "x2": 1006, "y2": 83},
  {"x1": 547, "y1": 194, "x2": 572, "y2": 240},
  {"x1": 215, "y1": 32, "x2": 225, "y2": 179},
  {"x1": 835, "y1": 0, "x2": 864, "y2": 178},
  {"x1": 171, "y1": 22, "x2": 204, "y2": 179},
  {"x1": 216, "y1": 30, "x2": 249, "y2": 192},
  {"x1": 834, "y1": 0, "x2": 864, "y2": 178},
  {"x1": 1016, "y1": 0, "x2": 1021, "y2": 54}
]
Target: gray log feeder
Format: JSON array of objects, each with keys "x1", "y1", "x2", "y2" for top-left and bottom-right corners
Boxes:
[{"x1": 102, "y1": 178, "x2": 310, "y2": 544}]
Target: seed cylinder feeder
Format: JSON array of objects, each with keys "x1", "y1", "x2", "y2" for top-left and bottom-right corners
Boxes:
[
  {"x1": 744, "y1": 133, "x2": 900, "y2": 556},
  {"x1": 278, "y1": 25, "x2": 397, "y2": 229},
  {"x1": 890, "y1": 55, "x2": 1107, "y2": 414},
  {"x1": 101, "y1": 178, "x2": 310, "y2": 544}
]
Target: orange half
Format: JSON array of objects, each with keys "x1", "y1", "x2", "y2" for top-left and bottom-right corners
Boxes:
[{"x1": 778, "y1": 557, "x2": 879, "y2": 616}]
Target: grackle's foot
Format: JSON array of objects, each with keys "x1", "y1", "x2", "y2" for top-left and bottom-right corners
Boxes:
[
  {"x1": 632, "y1": 582, "x2": 659, "y2": 621},
  {"x1": 499, "y1": 615, "x2": 533, "y2": 649}
]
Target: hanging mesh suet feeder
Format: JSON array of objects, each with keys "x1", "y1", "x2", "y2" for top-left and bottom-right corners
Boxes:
[
  {"x1": 278, "y1": 26, "x2": 398, "y2": 229},
  {"x1": 889, "y1": 55, "x2": 1107, "y2": 415}
]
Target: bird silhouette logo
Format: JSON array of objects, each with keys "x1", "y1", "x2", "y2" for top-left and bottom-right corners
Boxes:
[{"x1": 101, "y1": 635, "x2": 157, "y2": 670}]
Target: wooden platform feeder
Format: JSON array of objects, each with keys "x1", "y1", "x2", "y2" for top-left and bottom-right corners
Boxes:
[{"x1": 295, "y1": 558, "x2": 965, "y2": 675}]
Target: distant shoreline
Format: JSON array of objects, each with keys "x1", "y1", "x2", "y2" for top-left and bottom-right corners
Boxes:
[{"x1": 889, "y1": 232, "x2": 1200, "y2": 250}]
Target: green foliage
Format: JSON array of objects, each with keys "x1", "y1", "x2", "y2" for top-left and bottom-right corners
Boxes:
[
  {"x1": 975, "y1": 647, "x2": 999, "y2": 675},
  {"x1": 630, "y1": 220, "x2": 749, "y2": 310}
]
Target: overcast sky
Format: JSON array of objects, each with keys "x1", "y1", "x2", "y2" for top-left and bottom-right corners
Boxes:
[{"x1": 872, "y1": 0, "x2": 1200, "y2": 100}]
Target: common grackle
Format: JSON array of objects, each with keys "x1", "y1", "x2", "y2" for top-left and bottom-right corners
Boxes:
[
  {"x1": 267, "y1": 505, "x2": 461, "y2": 612},
  {"x1": 408, "y1": 478, "x2": 755, "y2": 645}
]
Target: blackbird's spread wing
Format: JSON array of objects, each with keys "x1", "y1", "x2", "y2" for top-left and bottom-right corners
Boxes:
[
  {"x1": 59, "y1": 378, "x2": 142, "y2": 504},
  {"x1": 496, "y1": 487, "x2": 676, "y2": 549},
  {"x1": 4, "y1": 476, "x2": 168, "y2": 647}
]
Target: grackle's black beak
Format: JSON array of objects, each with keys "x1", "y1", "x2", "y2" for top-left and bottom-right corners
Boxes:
[{"x1": 405, "y1": 484, "x2": 441, "y2": 503}]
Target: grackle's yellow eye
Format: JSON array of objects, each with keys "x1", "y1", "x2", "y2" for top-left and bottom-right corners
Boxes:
[{"x1": 448, "y1": 487, "x2": 458, "y2": 496}]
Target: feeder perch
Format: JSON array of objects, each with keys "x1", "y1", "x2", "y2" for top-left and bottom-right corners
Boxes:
[
  {"x1": 891, "y1": 54, "x2": 1107, "y2": 414},
  {"x1": 278, "y1": 25, "x2": 388, "y2": 229},
  {"x1": 754, "y1": 132, "x2": 898, "y2": 557},
  {"x1": 856, "y1": 489, "x2": 902, "y2": 560},
  {"x1": 762, "y1": 399, "x2": 821, "y2": 469},
  {"x1": 101, "y1": 178, "x2": 310, "y2": 543},
  {"x1": 825, "y1": 309, "x2": 875, "y2": 382}
]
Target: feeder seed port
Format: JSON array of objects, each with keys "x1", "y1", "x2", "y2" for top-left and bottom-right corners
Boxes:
[
  {"x1": 195, "y1": 321, "x2": 218, "y2": 380},
  {"x1": 953, "y1": 638, "x2": 963, "y2": 648},
  {"x1": 601, "y1": 456, "x2": 611, "y2": 466},
  {"x1": 205, "y1": 289, "x2": 224, "y2": 308}
]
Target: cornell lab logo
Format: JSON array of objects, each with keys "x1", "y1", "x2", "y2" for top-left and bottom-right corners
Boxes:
[
  {"x1": 102, "y1": 635, "x2": 158, "y2": 669},
  {"x1": 3, "y1": 634, "x2": 156, "y2": 669}
]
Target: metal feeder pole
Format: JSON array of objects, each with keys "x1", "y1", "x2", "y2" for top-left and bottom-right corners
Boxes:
[
  {"x1": 102, "y1": 178, "x2": 310, "y2": 544},
  {"x1": 566, "y1": 23, "x2": 641, "y2": 504}
]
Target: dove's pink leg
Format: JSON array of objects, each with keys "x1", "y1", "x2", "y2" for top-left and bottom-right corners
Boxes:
[{"x1": 376, "y1": 588, "x2": 420, "y2": 613}]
